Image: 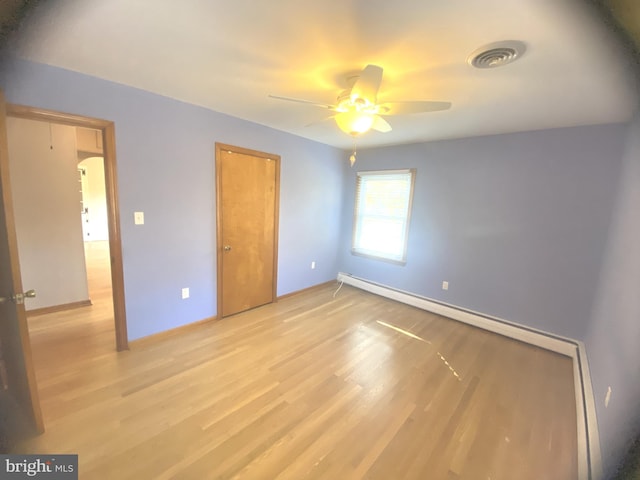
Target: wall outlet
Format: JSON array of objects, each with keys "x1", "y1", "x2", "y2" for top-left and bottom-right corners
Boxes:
[
  {"x1": 181, "y1": 287, "x2": 189, "y2": 299},
  {"x1": 311, "y1": 261, "x2": 316, "y2": 269},
  {"x1": 605, "y1": 386, "x2": 612, "y2": 408},
  {"x1": 134, "y1": 211, "x2": 144, "y2": 225},
  {"x1": 442, "y1": 281, "x2": 449, "y2": 291}
]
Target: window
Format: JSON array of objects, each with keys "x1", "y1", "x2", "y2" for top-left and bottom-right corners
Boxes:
[{"x1": 352, "y1": 169, "x2": 416, "y2": 264}]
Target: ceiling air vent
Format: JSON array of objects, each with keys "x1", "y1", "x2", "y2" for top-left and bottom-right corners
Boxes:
[{"x1": 468, "y1": 41, "x2": 526, "y2": 69}]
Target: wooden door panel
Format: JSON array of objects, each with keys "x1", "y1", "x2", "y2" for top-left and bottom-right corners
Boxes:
[
  {"x1": 217, "y1": 145, "x2": 279, "y2": 317},
  {"x1": 0, "y1": 91, "x2": 44, "y2": 441}
]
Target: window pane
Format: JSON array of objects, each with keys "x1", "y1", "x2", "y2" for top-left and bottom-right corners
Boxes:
[
  {"x1": 357, "y1": 218, "x2": 404, "y2": 257},
  {"x1": 352, "y1": 169, "x2": 415, "y2": 263}
]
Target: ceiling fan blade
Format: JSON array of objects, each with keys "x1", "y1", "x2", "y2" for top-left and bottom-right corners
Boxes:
[
  {"x1": 268, "y1": 94, "x2": 335, "y2": 110},
  {"x1": 350, "y1": 65, "x2": 383, "y2": 103},
  {"x1": 371, "y1": 115, "x2": 392, "y2": 133},
  {"x1": 305, "y1": 115, "x2": 336, "y2": 127},
  {"x1": 377, "y1": 101, "x2": 452, "y2": 115}
]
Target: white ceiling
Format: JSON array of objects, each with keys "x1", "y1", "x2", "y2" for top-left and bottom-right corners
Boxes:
[{"x1": 8, "y1": 0, "x2": 639, "y2": 149}]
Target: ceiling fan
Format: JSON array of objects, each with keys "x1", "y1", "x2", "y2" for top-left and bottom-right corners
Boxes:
[{"x1": 269, "y1": 64, "x2": 452, "y2": 137}]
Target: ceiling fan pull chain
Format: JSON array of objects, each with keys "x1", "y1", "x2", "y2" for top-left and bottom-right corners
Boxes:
[{"x1": 350, "y1": 139, "x2": 357, "y2": 167}]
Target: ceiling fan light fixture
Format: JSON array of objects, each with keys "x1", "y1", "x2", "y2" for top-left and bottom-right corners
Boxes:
[
  {"x1": 467, "y1": 40, "x2": 526, "y2": 69},
  {"x1": 269, "y1": 64, "x2": 451, "y2": 139},
  {"x1": 335, "y1": 110, "x2": 375, "y2": 136}
]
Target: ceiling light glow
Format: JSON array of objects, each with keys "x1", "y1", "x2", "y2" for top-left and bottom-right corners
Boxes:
[{"x1": 335, "y1": 110, "x2": 375, "y2": 136}]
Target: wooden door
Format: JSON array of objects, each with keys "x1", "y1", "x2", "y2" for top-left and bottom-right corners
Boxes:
[
  {"x1": 216, "y1": 143, "x2": 279, "y2": 317},
  {"x1": 0, "y1": 92, "x2": 44, "y2": 439}
]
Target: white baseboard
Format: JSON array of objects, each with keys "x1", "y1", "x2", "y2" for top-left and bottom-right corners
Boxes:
[{"x1": 336, "y1": 272, "x2": 601, "y2": 480}]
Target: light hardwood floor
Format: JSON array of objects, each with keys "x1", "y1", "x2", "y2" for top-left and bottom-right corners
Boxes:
[{"x1": 21, "y1": 241, "x2": 577, "y2": 479}]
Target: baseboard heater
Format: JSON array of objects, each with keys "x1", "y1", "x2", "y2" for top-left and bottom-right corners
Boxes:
[{"x1": 336, "y1": 272, "x2": 602, "y2": 480}]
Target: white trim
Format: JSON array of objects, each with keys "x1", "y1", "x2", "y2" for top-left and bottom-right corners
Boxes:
[
  {"x1": 577, "y1": 341, "x2": 603, "y2": 480},
  {"x1": 356, "y1": 168, "x2": 413, "y2": 177},
  {"x1": 336, "y1": 272, "x2": 601, "y2": 479},
  {"x1": 574, "y1": 350, "x2": 589, "y2": 480}
]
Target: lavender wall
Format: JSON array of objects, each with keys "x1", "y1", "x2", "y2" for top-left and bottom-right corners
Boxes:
[
  {"x1": 0, "y1": 57, "x2": 344, "y2": 340},
  {"x1": 338, "y1": 124, "x2": 627, "y2": 340},
  {"x1": 585, "y1": 113, "x2": 640, "y2": 477}
]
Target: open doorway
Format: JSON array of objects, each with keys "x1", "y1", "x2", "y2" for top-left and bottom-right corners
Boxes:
[
  {"x1": 8, "y1": 120, "x2": 97, "y2": 316},
  {"x1": 5, "y1": 104, "x2": 127, "y2": 352},
  {"x1": 0, "y1": 101, "x2": 128, "y2": 443}
]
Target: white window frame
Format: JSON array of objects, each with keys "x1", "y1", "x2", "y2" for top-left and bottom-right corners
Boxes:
[{"x1": 351, "y1": 168, "x2": 416, "y2": 264}]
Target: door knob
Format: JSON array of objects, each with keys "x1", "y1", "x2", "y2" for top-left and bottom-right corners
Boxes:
[
  {"x1": 0, "y1": 289, "x2": 36, "y2": 305},
  {"x1": 223, "y1": 245, "x2": 232, "y2": 251}
]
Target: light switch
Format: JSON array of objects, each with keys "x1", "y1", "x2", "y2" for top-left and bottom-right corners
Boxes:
[{"x1": 134, "y1": 211, "x2": 144, "y2": 225}]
